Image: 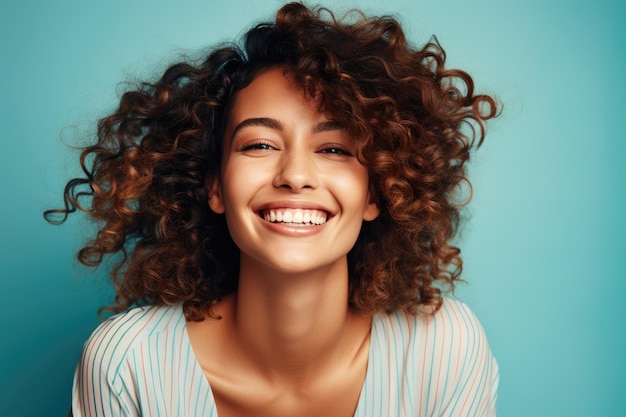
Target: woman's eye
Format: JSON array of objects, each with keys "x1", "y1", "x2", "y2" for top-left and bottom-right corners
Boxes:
[
  {"x1": 319, "y1": 145, "x2": 353, "y2": 156},
  {"x1": 239, "y1": 141, "x2": 276, "y2": 151}
]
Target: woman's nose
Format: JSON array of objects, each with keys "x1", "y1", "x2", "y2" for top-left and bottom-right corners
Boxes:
[{"x1": 272, "y1": 148, "x2": 319, "y2": 191}]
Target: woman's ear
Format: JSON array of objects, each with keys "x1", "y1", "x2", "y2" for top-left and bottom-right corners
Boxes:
[
  {"x1": 362, "y1": 192, "x2": 380, "y2": 221},
  {"x1": 208, "y1": 179, "x2": 225, "y2": 214}
]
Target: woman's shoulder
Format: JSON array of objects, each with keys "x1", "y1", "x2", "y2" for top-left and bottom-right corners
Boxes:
[
  {"x1": 79, "y1": 303, "x2": 186, "y2": 377},
  {"x1": 73, "y1": 305, "x2": 204, "y2": 415},
  {"x1": 373, "y1": 297, "x2": 496, "y2": 367},
  {"x1": 370, "y1": 298, "x2": 498, "y2": 415}
]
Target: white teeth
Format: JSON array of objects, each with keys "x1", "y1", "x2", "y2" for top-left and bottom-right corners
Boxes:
[{"x1": 263, "y1": 209, "x2": 328, "y2": 226}]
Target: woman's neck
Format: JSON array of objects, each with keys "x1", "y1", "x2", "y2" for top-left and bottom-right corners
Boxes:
[{"x1": 229, "y1": 254, "x2": 370, "y2": 381}]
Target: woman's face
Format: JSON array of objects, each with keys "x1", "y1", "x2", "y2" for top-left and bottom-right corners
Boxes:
[{"x1": 209, "y1": 67, "x2": 379, "y2": 275}]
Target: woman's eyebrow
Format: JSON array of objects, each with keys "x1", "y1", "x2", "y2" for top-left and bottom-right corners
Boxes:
[
  {"x1": 231, "y1": 117, "x2": 283, "y2": 138},
  {"x1": 312, "y1": 120, "x2": 344, "y2": 134},
  {"x1": 230, "y1": 118, "x2": 344, "y2": 138}
]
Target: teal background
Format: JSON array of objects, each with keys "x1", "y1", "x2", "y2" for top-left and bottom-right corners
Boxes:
[{"x1": 1, "y1": 0, "x2": 624, "y2": 415}]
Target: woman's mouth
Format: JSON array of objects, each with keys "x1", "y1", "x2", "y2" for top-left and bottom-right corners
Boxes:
[{"x1": 261, "y1": 208, "x2": 328, "y2": 226}]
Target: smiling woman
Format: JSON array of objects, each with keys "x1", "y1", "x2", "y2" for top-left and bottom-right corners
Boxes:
[
  {"x1": 45, "y1": 2, "x2": 499, "y2": 416},
  {"x1": 210, "y1": 68, "x2": 379, "y2": 275}
]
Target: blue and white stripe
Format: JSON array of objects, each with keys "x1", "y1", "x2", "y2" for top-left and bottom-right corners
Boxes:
[
  {"x1": 354, "y1": 299, "x2": 498, "y2": 417},
  {"x1": 73, "y1": 298, "x2": 497, "y2": 416}
]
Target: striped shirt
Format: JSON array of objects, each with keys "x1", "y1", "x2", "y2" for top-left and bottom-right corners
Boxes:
[{"x1": 72, "y1": 298, "x2": 498, "y2": 416}]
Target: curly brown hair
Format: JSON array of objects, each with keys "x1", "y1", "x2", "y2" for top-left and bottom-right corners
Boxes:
[{"x1": 45, "y1": 2, "x2": 497, "y2": 320}]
